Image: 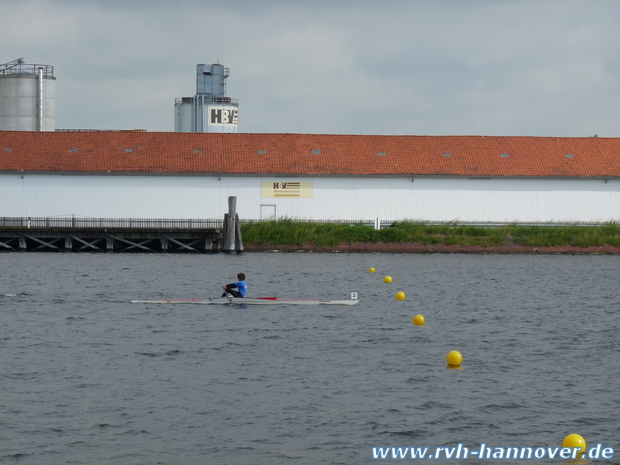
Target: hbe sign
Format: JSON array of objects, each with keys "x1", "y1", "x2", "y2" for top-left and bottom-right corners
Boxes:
[{"x1": 210, "y1": 108, "x2": 238, "y2": 125}]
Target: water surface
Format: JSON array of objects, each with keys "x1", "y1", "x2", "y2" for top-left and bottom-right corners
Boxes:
[{"x1": 2, "y1": 253, "x2": 619, "y2": 464}]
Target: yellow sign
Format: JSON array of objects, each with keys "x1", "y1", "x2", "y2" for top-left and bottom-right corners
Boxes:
[{"x1": 261, "y1": 181, "x2": 313, "y2": 198}]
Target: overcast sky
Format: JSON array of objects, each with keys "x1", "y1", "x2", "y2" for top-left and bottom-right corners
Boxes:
[{"x1": 2, "y1": 0, "x2": 619, "y2": 136}]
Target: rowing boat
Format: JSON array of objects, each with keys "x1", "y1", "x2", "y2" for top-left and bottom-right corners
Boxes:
[
  {"x1": 131, "y1": 297, "x2": 360, "y2": 305},
  {"x1": 131, "y1": 296, "x2": 360, "y2": 306}
]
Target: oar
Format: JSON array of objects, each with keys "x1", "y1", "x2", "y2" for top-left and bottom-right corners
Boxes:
[{"x1": 221, "y1": 285, "x2": 234, "y2": 306}]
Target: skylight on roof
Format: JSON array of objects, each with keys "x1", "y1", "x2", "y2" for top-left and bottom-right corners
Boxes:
[
  {"x1": 125, "y1": 148, "x2": 134, "y2": 152},
  {"x1": 565, "y1": 153, "x2": 574, "y2": 158},
  {"x1": 4, "y1": 148, "x2": 12, "y2": 152},
  {"x1": 70, "y1": 148, "x2": 78, "y2": 153},
  {"x1": 377, "y1": 152, "x2": 386, "y2": 156},
  {"x1": 257, "y1": 150, "x2": 266, "y2": 154},
  {"x1": 194, "y1": 149, "x2": 202, "y2": 153},
  {"x1": 443, "y1": 152, "x2": 452, "y2": 157},
  {"x1": 312, "y1": 149, "x2": 321, "y2": 155},
  {"x1": 500, "y1": 153, "x2": 509, "y2": 158}
]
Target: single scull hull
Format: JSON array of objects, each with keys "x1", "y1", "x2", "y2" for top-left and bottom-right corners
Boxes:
[{"x1": 131, "y1": 296, "x2": 360, "y2": 306}]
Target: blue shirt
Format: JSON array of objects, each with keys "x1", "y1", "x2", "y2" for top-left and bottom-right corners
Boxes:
[
  {"x1": 236, "y1": 280, "x2": 247, "y2": 297},
  {"x1": 225, "y1": 280, "x2": 247, "y2": 297}
]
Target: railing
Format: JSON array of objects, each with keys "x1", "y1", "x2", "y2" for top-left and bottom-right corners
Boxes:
[
  {"x1": 0, "y1": 63, "x2": 54, "y2": 77},
  {"x1": 0, "y1": 217, "x2": 224, "y2": 229},
  {"x1": 240, "y1": 219, "x2": 619, "y2": 227},
  {"x1": 175, "y1": 97, "x2": 239, "y2": 105},
  {"x1": 239, "y1": 219, "x2": 379, "y2": 226},
  {"x1": 0, "y1": 217, "x2": 615, "y2": 229}
]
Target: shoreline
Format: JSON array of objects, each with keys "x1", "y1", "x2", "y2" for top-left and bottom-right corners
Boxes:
[{"x1": 243, "y1": 242, "x2": 620, "y2": 254}]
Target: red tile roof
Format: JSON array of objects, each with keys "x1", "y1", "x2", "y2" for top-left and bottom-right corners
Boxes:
[{"x1": 1, "y1": 131, "x2": 619, "y2": 178}]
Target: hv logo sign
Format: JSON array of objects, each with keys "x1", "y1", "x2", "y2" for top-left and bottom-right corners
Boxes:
[
  {"x1": 210, "y1": 108, "x2": 238, "y2": 125},
  {"x1": 261, "y1": 181, "x2": 313, "y2": 198}
]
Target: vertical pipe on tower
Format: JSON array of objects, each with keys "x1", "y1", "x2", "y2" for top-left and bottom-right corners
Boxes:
[{"x1": 37, "y1": 67, "x2": 44, "y2": 131}]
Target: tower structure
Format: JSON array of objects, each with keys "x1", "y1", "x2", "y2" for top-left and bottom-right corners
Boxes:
[
  {"x1": 0, "y1": 58, "x2": 56, "y2": 131},
  {"x1": 175, "y1": 63, "x2": 238, "y2": 133}
]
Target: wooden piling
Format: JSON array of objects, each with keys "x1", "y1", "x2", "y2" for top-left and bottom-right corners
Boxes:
[
  {"x1": 234, "y1": 213, "x2": 244, "y2": 253},
  {"x1": 222, "y1": 197, "x2": 244, "y2": 253},
  {"x1": 223, "y1": 196, "x2": 237, "y2": 253}
]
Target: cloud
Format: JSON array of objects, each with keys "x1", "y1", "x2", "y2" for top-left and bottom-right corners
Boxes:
[{"x1": 2, "y1": 0, "x2": 620, "y2": 136}]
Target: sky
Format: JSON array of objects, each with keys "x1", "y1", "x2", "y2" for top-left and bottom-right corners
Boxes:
[{"x1": 2, "y1": 0, "x2": 620, "y2": 137}]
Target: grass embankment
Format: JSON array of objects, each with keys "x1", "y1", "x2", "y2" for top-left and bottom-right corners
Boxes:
[{"x1": 240, "y1": 220, "x2": 620, "y2": 249}]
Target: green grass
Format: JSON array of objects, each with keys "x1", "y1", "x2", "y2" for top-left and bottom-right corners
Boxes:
[{"x1": 240, "y1": 220, "x2": 620, "y2": 249}]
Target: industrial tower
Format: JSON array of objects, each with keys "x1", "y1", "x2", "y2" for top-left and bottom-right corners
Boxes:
[
  {"x1": 0, "y1": 58, "x2": 56, "y2": 131},
  {"x1": 174, "y1": 63, "x2": 238, "y2": 133}
]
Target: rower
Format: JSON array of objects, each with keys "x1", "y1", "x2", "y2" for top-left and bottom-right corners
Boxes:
[{"x1": 220, "y1": 273, "x2": 247, "y2": 298}]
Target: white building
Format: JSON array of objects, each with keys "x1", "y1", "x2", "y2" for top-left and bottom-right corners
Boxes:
[{"x1": 1, "y1": 132, "x2": 619, "y2": 223}]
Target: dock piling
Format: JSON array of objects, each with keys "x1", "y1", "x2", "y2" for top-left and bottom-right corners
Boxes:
[{"x1": 223, "y1": 196, "x2": 243, "y2": 253}]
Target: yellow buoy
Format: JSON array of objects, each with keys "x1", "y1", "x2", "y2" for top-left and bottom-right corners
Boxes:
[
  {"x1": 446, "y1": 351, "x2": 463, "y2": 367},
  {"x1": 368, "y1": 267, "x2": 376, "y2": 272},
  {"x1": 562, "y1": 434, "x2": 586, "y2": 456},
  {"x1": 413, "y1": 315, "x2": 425, "y2": 325},
  {"x1": 395, "y1": 291, "x2": 406, "y2": 300},
  {"x1": 384, "y1": 276, "x2": 392, "y2": 283}
]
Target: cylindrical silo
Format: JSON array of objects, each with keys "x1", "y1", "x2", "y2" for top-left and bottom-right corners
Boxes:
[{"x1": 0, "y1": 58, "x2": 56, "y2": 131}]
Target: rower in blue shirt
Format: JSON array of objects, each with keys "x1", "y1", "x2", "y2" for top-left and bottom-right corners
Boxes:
[{"x1": 221, "y1": 273, "x2": 247, "y2": 298}]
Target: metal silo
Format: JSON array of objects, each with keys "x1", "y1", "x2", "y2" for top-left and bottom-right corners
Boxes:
[
  {"x1": 174, "y1": 62, "x2": 238, "y2": 133},
  {"x1": 0, "y1": 58, "x2": 56, "y2": 131}
]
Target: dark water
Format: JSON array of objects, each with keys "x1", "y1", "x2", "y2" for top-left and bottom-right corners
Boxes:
[{"x1": 2, "y1": 252, "x2": 619, "y2": 464}]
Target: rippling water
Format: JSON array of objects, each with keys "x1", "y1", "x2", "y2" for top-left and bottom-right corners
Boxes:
[{"x1": 2, "y1": 252, "x2": 619, "y2": 464}]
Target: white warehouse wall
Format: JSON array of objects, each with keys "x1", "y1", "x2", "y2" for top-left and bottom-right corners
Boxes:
[{"x1": 1, "y1": 173, "x2": 619, "y2": 223}]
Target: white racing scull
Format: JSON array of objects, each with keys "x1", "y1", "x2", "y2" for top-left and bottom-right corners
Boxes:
[{"x1": 131, "y1": 295, "x2": 360, "y2": 306}]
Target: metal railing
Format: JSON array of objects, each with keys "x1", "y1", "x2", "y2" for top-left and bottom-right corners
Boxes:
[
  {"x1": 0, "y1": 63, "x2": 54, "y2": 77},
  {"x1": 0, "y1": 217, "x2": 616, "y2": 230},
  {"x1": 0, "y1": 217, "x2": 224, "y2": 229},
  {"x1": 240, "y1": 218, "x2": 620, "y2": 228},
  {"x1": 239, "y1": 219, "x2": 379, "y2": 225}
]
